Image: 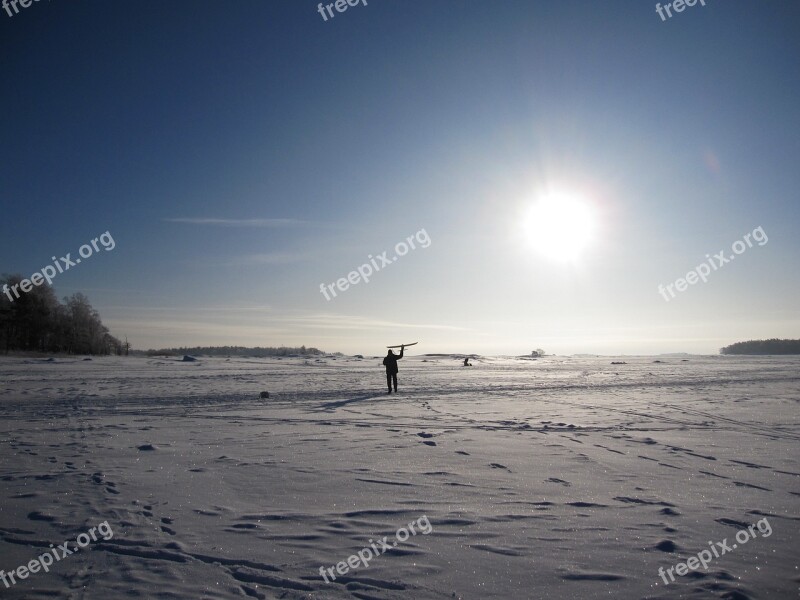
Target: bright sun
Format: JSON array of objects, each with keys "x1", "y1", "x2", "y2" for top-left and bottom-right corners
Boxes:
[{"x1": 522, "y1": 191, "x2": 596, "y2": 262}]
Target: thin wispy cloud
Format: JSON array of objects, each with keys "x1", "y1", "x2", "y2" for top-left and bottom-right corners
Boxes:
[
  {"x1": 106, "y1": 309, "x2": 468, "y2": 349},
  {"x1": 106, "y1": 318, "x2": 289, "y2": 340},
  {"x1": 104, "y1": 305, "x2": 273, "y2": 313},
  {"x1": 290, "y1": 314, "x2": 468, "y2": 332},
  {"x1": 229, "y1": 252, "x2": 311, "y2": 266},
  {"x1": 163, "y1": 218, "x2": 303, "y2": 227}
]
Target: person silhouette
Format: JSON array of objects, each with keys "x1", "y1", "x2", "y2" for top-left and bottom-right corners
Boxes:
[{"x1": 382, "y1": 345, "x2": 404, "y2": 393}]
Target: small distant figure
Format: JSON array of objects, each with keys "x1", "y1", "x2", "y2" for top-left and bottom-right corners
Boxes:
[
  {"x1": 383, "y1": 345, "x2": 404, "y2": 393},
  {"x1": 260, "y1": 391, "x2": 270, "y2": 399},
  {"x1": 463, "y1": 357, "x2": 472, "y2": 367}
]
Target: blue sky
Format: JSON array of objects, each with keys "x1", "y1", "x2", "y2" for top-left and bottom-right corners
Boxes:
[{"x1": 2, "y1": 0, "x2": 799, "y2": 354}]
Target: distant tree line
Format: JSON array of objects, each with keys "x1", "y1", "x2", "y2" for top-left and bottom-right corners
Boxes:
[
  {"x1": 0, "y1": 274, "x2": 124, "y2": 355},
  {"x1": 720, "y1": 339, "x2": 800, "y2": 355},
  {"x1": 146, "y1": 345, "x2": 324, "y2": 357}
]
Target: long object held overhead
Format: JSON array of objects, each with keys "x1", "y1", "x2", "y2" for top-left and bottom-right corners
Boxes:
[{"x1": 386, "y1": 342, "x2": 419, "y2": 348}]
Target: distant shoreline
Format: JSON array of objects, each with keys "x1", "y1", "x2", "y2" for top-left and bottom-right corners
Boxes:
[{"x1": 720, "y1": 339, "x2": 800, "y2": 355}]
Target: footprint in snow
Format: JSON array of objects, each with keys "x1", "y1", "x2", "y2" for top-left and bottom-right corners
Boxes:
[{"x1": 546, "y1": 477, "x2": 571, "y2": 487}]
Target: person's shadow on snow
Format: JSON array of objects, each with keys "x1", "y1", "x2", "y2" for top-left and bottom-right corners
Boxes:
[{"x1": 316, "y1": 394, "x2": 383, "y2": 411}]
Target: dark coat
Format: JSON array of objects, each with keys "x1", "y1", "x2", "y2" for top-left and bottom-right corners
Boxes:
[{"x1": 382, "y1": 348, "x2": 404, "y2": 374}]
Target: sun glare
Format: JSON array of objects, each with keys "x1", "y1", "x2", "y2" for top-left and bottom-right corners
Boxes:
[{"x1": 522, "y1": 191, "x2": 596, "y2": 262}]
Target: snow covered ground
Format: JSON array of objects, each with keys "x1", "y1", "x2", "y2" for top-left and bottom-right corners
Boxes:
[{"x1": 0, "y1": 354, "x2": 797, "y2": 599}]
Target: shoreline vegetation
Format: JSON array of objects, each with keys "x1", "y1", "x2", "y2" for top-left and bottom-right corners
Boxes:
[
  {"x1": 2, "y1": 279, "x2": 798, "y2": 359},
  {"x1": 720, "y1": 339, "x2": 800, "y2": 355},
  {"x1": 0, "y1": 277, "x2": 124, "y2": 355},
  {"x1": 144, "y1": 346, "x2": 324, "y2": 358}
]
